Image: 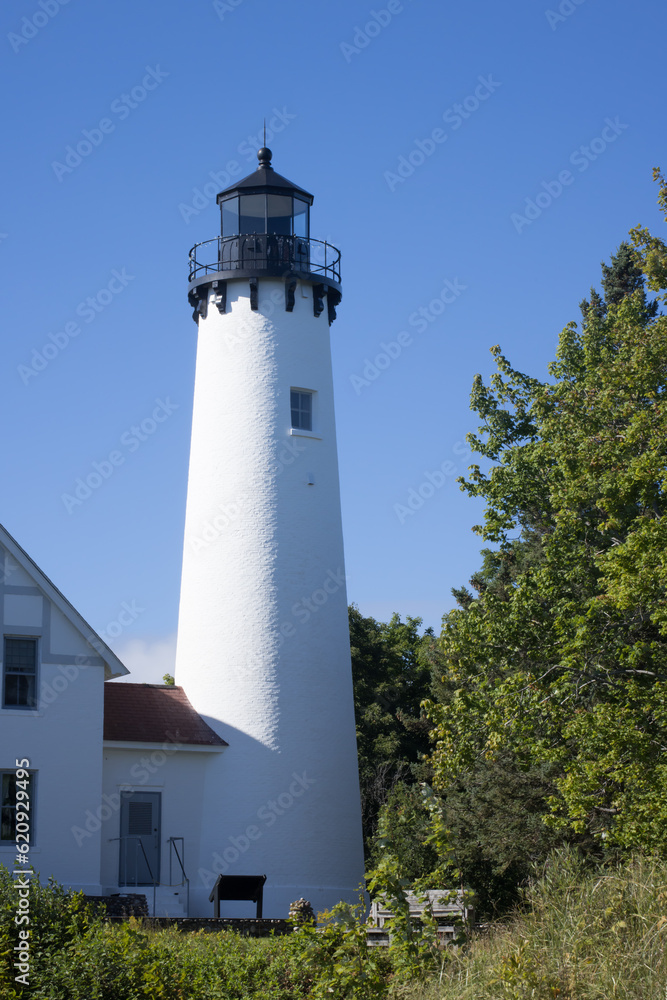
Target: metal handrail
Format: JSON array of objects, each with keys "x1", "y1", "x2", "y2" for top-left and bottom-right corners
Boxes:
[
  {"x1": 168, "y1": 837, "x2": 190, "y2": 917},
  {"x1": 109, "y1": 835, "x2": 157, "y2": 916},
  {"x1": 188, "y1": 234, "x2": 341, "y2": 284}
]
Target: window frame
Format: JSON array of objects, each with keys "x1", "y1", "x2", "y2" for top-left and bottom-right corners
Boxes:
[
  {"x1": 0, "y1": 770, "x2": 35, "y2": 845},
  {"x1": 2, "y1": 636, "x2": 38, "y2": 710},
  {"x1": 290, "y1": 389, "x2": 314, "y2": 432}
]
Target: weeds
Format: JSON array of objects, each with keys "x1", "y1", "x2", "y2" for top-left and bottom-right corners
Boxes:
[
  {"x1": 392, "y1": 848, "x2": 667, "y2": 999},
  {"x1": 0, "y1": 851, "x2": 665, "y2": 998}
]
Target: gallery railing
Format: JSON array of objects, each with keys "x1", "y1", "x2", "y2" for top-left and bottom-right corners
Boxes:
[{"x1": 188, "y1": 234, "x2": 341, "y2": 285}]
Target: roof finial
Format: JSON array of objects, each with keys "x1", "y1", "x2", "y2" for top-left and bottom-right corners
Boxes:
[
  {"x1": 263, "y1": 118, "x2": 266, "y2": 147},
  {"x1": 257, "y1": 143, "x2": 272, "y2": 168}
]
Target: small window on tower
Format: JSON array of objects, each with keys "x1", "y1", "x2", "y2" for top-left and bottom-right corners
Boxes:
[{"x1": 290, "y1": 390, "x2": 313, "y2": 432}]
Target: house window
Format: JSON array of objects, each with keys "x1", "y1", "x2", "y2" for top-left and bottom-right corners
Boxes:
[
  {"x1": 3, "y1": 638, "x2": 37, "y2": 709},
  {"x1": 1, "y1": 771, "x2": 33, "y2": 844},
  {"x1": 290, "y1": 390, "x2": 313, "y2": 432}
]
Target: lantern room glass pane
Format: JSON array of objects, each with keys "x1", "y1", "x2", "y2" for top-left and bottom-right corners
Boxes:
[
  {"x1": 239, "y1": 194, "x2": 266, "y2": 234},
  {"x1": 221, "y1": 196, "x2": 239, "y2": 237},
  {"x1": 267, "y1": 195, "x2": 292, "y2": 236},
  {"x1": 293, "y1": 199, "x2": 308, "y2": 238}
]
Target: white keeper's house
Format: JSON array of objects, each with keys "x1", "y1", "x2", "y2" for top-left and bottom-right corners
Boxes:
[{"x1": 0, "y1": 148, "x2": 365, "y2": 918}]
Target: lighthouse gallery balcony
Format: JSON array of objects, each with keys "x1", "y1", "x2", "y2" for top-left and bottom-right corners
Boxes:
[
  {"x1": 188, "y1": 234, "x2": 341, "y2": 287},
  {"x1": 187, "y1": 147, "x2": 342, "y2": 322}
]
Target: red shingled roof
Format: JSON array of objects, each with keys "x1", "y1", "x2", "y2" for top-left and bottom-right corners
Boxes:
[{"x1": 103, "y1": 683, "x2": 227, "y2": 747}]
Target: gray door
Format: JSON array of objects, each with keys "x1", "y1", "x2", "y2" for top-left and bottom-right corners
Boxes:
[{"x1": 119, "y1": 791, "x2": 161, "y2": 886}]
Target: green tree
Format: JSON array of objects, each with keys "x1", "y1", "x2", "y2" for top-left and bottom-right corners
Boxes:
[
  {"x1": 581, "y1": 240, "x2": 659, "y2": 324},
  {"x1": 437, "y1": 753, "x2": 574, "y2": 915},
  {"x1": 349, "y1": 606, "x2": 432, "y2": 856},
  {"x1": 601, "y1": 241, "x2": 658, "y2": 317},
  {"x1": 630, "y1": 169, "x2": 667, "y2": 298},
  {"x1": 425, "y1": 175, "x2": 667, "y2": 861},
  {"x1": 368, "y1": 782, "x2": 439, "y2": 881}
]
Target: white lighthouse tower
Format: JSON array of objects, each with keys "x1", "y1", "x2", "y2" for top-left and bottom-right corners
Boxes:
[{"x1": 174, "y1": 147, "x2": 365, "y2": 917}]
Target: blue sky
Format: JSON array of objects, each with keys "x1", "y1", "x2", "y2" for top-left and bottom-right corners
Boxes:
[{"x1": 1, "y1": 0, "x2": 665, "y2": 681}]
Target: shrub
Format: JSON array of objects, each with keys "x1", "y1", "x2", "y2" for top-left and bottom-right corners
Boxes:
[
  {"x1": 0, "y1": 865, "x2": 99, "y2": 997},
  {"x1": 291, "y1": 898, "x2": 391, "y2": 999}
]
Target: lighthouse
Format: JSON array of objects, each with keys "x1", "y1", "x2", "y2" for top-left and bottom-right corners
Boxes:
[{"x1": 174, "y1": 147, "x2": 365, "y2": 917}]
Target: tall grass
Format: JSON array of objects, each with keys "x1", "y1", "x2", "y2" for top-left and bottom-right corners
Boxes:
[{"x1": 393, "y1": 849, "x2": 667, "y2": 999}]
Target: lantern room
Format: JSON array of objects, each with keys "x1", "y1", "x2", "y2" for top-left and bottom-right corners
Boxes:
[
  {"x1": 187, "y1": 147, "x2": 341, "y2": 323},
  {"x1": 217, "y1": 146, "x2": 312, "y2": 238}
]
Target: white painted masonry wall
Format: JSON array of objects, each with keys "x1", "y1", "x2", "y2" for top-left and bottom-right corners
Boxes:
[
  {"x1": 0, "y1": 542, "x2": 107, "y2": 894},
  {"x1": 175, "y1": 277, "x2": 365, "y2": 918},
  {"x1": 100, "y1": 745, "x2": 218, "y2": 908}
]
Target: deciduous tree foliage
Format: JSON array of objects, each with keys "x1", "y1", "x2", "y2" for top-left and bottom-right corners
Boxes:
[
  {"x1": 348, "y1": 606, "x2": 432, "y2": 855},
  {"x1": 425, "y1": 173, "x2": 667, "y2": 856}
]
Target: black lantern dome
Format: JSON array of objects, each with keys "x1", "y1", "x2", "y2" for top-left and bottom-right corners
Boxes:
[
  {"x1": 217, "y1": 147, "x2": 313, "y2": 240},
  {"x1": 188, "y1": 148, "x2": 341, "y2": 324}
]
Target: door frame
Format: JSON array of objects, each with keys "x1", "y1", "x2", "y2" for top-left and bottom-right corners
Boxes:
[{"x1": 118, "y1": 790, "x2": 161, "y2": 887}]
